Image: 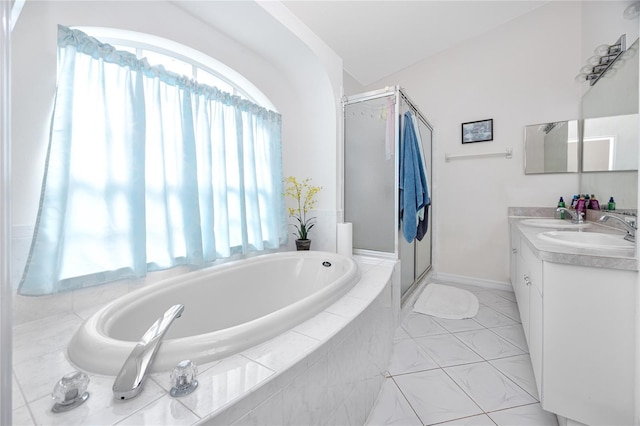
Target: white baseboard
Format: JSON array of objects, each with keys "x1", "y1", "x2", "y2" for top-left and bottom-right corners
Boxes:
[{"x1": 433, "y1": 272, "x2": 512, "y2": 292}]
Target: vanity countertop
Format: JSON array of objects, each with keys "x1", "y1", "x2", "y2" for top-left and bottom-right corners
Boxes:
[{"x1": 510, "y1": 216, "x2": 638, "y2": 272}]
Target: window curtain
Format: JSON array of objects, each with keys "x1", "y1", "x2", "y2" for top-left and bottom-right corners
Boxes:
[{"x1": 19, "y1": 26, "x2": 286, "y2": 296}]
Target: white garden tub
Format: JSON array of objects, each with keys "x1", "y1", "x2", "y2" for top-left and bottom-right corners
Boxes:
[{"x1": 68, "y1": 251, "x2": 359, "y2": 375}]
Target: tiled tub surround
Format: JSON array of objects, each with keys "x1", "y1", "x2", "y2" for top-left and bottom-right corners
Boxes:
[
  {"x1": 509, "y1": 209, "x2": 638, "y2": 425},
  {"x1": 12, "y1": 256, "x2": 398, "y2": 425}
]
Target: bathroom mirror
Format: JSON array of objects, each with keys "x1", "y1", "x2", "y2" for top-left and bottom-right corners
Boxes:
[
  {"x1": 524, "y1": 120, "x2": 579, "y2": 174},
  {"x1": 582, "y1": 113, "x2": 639, "y2": 171},
  {"x1": 580, "y1": 38, "x2": 638, "y2": 210}
]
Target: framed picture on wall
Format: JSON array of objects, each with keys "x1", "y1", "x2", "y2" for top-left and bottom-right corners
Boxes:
[{"x1": 462, "y1": 119, "x2": 493, "y2": 143}]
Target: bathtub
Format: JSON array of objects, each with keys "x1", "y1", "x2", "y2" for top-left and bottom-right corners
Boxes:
[{"x1": 68, "y1": 251, "x2": 359, "y2": 376}]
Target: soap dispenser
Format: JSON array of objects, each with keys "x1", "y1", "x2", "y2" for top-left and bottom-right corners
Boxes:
[
  {"x1": 557, "y1": 197, "x2": 566, "y2": 219},
  {"x1": 575, "y1": 195, "x2": 586, "y2": 219},
  {"x1": 589, "y1": 194, "x2": 600, "y2": 210},
  {"x1": 608, "y1": 196, "x2": 616, "y2": 211},
  {"x1": 570, "y1": 195, "x2": 579, "y2": 209}
]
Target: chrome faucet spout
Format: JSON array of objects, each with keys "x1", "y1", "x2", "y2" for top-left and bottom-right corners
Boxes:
[
  {"x1": 556, "y1": 207, "x2": 583, "y2": 223},
  {"x1": 599, "y1": 214, "x2": 637, "y2": 243},
  {"x1": 113, "y1": 304, "x2": 184, "y2": 400}
]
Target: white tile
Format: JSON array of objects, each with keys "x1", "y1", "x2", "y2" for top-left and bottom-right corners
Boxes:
[
  {"x1": 444, "y1": 362, "x2": 537, "y2": 412},
  {"x1": 365, "y1": 378, "x2": 421, "y2": 426},
  {"x1": 241, "y1": 330, "x2": 318, "y2": 372},
  {"x1": 13, "y1": 292, "x2": 73, "y2": 325},
  {"x1": 453, "y1": 329, "x2": 524, "y2": 361},
  {"x1": 29, "y1": 374, "x2": 166, "y2": 426},
  {"x1": 282, "y1": 355, "x2": 329, "y2": 426},
  {"x1": 394, "y1": 369, "x2": 482, "y2": 425},
  {"x1": 493, "y1": 289, "x2": 517, "y2": 303},
  {"x1": 488, "y1": 299, "x2": 521, "y2": 322},
  {"x1": 393, "y1": 326, "x2": 411, "y2": 340},
  {"x1": 433, "y1": 316, "x2": 485, "y2": 333},
  {"x1": 490, "y1": 324, "x2": 529, "y2": 352},
  {"x1": 326, "y1": 401, "x2": 354, "y2": 426},
  {"x1": 325, "y1": 295, "x2": 370, "y2": 318},
  {"x1": 489, "y1": 354, "x2": 539, "y2": 400},
  {"x1": 294, "y1": 311, "x2": 349, "y2": 341},
  {"x1": 345, "y1": 386, "x2": 370, "y2": 426},
  {"x1": 387, "y1": 338, "x2": 438, "y2": 376},
  {"x1": 474, "y1": 290, "x2": 511, "y2": 306},
  {"x1": 438, "y1": 414, "x2": 497, "y2": 425},
  {"x1": 351, "y1": 269, "x2": 388, "y2": 300},
  {"x1": 13, "y1": 312, "x2": 83, "y2": 362},
  {"x1": 232, "y1": 390, "x2": 284, "y2": 426},
  {"x1": 13, "y1": 350, "x2": 76, "y2": 403},
  {"x1": 178, "y1": 355, "x2": 274, "y2": 418},
  {"x1": 401, "y1": 312, "x2": 448, "y2": 337},
  {"x1": 13, "y1": 373, "x2": 26, "y2": 409},
  {"x1": 413, "y1": 334, "x2": 483, "y2": 367},
  {"x1": 489, "y1": 402, "x2": 559, "y2": 425},
  {"x1": 116, "y1": 396, "x2": 200, "y2": 426},
  {"x1": 473, "y1": 305, "x2": 518, "y2": 328},
  {"x1": 12, "y1": 404, "x2": 34, "y2": 426}
]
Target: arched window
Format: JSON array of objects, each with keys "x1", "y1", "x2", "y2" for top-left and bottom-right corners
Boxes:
[
  {"x1": 19, "y1": 26, "x2": 287, "y2": 296},
  {"x1": 74, "y1": 26, "x2": 276, "y2": 111}
]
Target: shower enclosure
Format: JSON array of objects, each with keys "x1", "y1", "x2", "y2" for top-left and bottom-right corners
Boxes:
[{"x1": 343, "y1": 86, "x2": 433, "y2": 303}]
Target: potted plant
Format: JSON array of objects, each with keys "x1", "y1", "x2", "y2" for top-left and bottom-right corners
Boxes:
[{"x1": 283, "y1": 176, "x2": 321, "y2": 250}]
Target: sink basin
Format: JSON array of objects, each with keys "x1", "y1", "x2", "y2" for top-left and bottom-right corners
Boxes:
[
  {"x1": 521, "y1": 218, "x2": 590, "y2": 229},
  {"x1": 537, "y1": 231, "x2": 634, "y2": 250}
]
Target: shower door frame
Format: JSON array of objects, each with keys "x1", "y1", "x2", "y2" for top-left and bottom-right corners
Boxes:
[{"x1": 342, "y1": 86, "x2": 433, "y2": 303}]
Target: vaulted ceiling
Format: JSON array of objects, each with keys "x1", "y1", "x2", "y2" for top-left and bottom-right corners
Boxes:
[{"x1": 283, "y1": 1, "x2": 549, "y2": 86}]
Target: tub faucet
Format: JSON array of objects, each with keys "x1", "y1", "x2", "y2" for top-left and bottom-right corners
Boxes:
[
  {"x1": 113, "y1": 304, "x2": 184, "y2": 400},
  {"x1": 599, "y1": 214, "x2": 637, "y2": 243},
  {"x1": 556, "y1": 207, "x2": 584, "y2": 224}
]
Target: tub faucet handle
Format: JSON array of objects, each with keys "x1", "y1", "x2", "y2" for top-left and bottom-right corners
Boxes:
[
  {"x1": 51, "y1": 371, "x2": 90, "y2": 413},
  {"x1": 170, "y1": 359, "x2": 198, "y2": 397}
]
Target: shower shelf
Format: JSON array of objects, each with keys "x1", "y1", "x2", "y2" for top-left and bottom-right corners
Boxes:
[{"x1": 445, "y1": 147, "x2": 513, "y2": 162}]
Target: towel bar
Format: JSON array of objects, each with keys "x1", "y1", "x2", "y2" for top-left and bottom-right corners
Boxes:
[{"x1": 445, "y1": 148, "x2": 512, "y2": 162}]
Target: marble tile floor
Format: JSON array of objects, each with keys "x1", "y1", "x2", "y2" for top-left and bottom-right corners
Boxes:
[{"x1": 366, "y1": 281, "x2": 559, "y2": 426}]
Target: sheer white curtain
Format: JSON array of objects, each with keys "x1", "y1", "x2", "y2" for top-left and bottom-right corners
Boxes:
[{"x1": 19, "y1": 26, "x2": 286, "y2": 295}]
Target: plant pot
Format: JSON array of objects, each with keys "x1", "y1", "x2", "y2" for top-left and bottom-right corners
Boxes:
[{"x1": 295, "y1": 239, "x2": 311, "y2": 251}]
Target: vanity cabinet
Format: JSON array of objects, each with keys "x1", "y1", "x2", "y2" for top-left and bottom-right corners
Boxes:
[
  {"x1": 510, "y1": 229, "x2": 542, "y2": 397},
  {"x1": 510, "y1": 224, "x2": 637, "y2": 425}
]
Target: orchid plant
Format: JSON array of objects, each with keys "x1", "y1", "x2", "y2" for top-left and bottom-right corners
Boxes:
[{"x1": 283, "y1": 176, "x2": 322, "y2": 240}]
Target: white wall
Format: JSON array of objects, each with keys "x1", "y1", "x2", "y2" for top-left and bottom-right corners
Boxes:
[
  {"x1": 343, "y1": 71, "x2": 365, "y2": 97},
  {"x1": 367, "y1": 1, "x2": 583, "y2": 283}
]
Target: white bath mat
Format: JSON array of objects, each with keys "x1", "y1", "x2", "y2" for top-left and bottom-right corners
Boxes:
[{"x1": 413, "y1": 283, "x2": 479, "y2": 319}]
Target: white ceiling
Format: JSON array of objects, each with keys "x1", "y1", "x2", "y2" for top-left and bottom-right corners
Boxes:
[{"x1": 283, "y1": 1, "x2": 549, "y2": 86}]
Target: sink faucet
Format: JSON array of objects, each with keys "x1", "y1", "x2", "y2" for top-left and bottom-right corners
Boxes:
[
  {"x1": 556, "y1": 207, "x2": 584, "y2": 224},
  {"x1": 599, "y1": 214, "x2": 637, "y2": 243},
  {"x1": 113, "y1": 304, "x2": 184, "y2": 400}
]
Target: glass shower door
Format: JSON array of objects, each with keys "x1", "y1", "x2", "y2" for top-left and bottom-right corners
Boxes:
[{"x1": 344, "y1": 95, "x2": 396, "y2": 253}]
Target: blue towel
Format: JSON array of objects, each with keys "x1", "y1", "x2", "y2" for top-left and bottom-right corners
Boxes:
[{"x1": 399, "y1": 111, "x2": 428, "y2": 242}]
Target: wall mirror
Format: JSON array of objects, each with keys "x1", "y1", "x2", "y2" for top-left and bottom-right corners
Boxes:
[
  {"x1": 583, "y1": 113, "x2": 638, "y2": 171},
  {"x1": 524, "y1": 120, "x2": 579, "y2": 174},
  {"x1": 580, "y1": 37, "x2": 638, "y2": 210}
]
